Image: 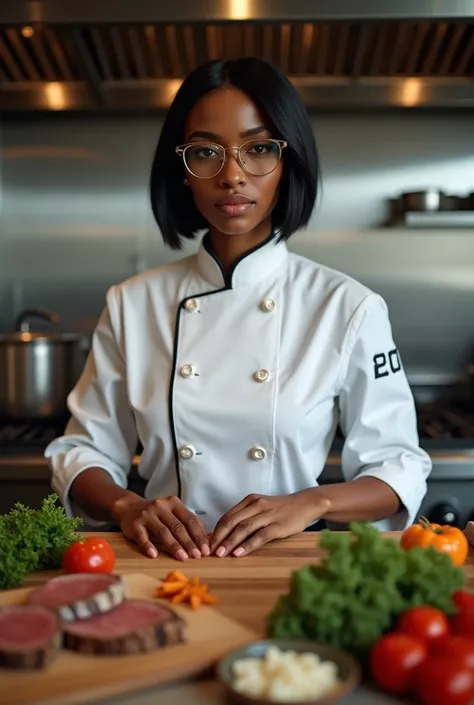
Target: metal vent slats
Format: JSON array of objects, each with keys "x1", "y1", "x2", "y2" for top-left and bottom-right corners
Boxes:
[{"x1": 1, "y1": 21, "x2": 474, "y2": 83}]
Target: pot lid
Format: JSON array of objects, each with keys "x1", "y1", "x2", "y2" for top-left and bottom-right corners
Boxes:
[{"x1": 0, "y1": 331, "x2": 81, "y2": 344}]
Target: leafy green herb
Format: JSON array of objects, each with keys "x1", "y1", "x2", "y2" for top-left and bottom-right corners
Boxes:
[
  {"x1": 267, "y1": 522, "x2": 465, "y2": 656},
  {"x1": 0, "y1": 494, "x2": 82, "y2": 590}
]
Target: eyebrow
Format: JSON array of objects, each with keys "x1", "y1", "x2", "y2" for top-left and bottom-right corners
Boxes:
[{"x1": 187, "y1": 125, "x2": 268, "y2": 141}]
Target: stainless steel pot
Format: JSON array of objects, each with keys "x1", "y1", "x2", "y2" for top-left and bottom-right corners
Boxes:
[
  {"x1": 0, "y1": 308, "x2": 84, "y2": 420},
  {"x1": 401, "y1": 190, "x2": 462, "y2": 212}
]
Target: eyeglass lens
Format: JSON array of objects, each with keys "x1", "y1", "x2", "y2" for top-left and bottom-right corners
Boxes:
[{"x1": 183, "y1": 140, "x2": 281, "y2": 178}]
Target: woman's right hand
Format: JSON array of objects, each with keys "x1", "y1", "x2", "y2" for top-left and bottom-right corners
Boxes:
[{"x1": 112, "y1": 494, "x2": 210, "y2": 560}]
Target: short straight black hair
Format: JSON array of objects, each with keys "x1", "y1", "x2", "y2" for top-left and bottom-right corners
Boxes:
[{"x1": 150, "y1": 57, "x2": 320, "y2": 250}]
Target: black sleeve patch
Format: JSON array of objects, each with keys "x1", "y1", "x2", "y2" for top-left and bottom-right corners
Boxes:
[{"x1": 373, "y1": 348, "x2": 402, "y2": 380}]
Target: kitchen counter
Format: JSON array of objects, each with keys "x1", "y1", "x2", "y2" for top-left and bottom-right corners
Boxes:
[{"x1": 20, "y1": 532, "x2": 474, "y2": 705}]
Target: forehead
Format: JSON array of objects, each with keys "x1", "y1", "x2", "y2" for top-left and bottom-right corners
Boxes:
[{"x1": 184, "y1": 85, "x2": 269, "y2": 140}]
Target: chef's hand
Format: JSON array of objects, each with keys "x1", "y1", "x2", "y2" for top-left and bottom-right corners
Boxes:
[
  {"x1": 112, "y1": 495, "x2": 210, "y2": 561},
  {"x1": 209, "y1": 491, "x2": 330, "y2": 558}
]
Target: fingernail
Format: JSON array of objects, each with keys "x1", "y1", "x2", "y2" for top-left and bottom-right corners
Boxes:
[
  {"x1": 147, "y1": 547, "x2": 158, "y2": 558},
  {"x1": 176, "y1": 549, "x2": 188, "y2": 561},
  {"x1": 201, "y1": 544, "x2": 210, "y2": 557},
  {"x1": 191, "y1": 548, "x2": 201, "y2": 559},
  {"x1": 216, "y1": 546, "x2": 226, "y2": 558},
  {"x1": 233, "y1": 547, "x2": 245, "y2": 557}
]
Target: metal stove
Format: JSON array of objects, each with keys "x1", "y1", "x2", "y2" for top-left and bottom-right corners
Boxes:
[
  {"x1": 1, "y1": 402, "x2": 474, "y2": 528},
  {"x1": 0, "y1": 416, "x2": 68, "y2": 450}
]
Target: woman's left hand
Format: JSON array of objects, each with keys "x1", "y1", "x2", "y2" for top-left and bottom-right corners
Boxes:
[{"x1": 209, "y1": 490, "x2": 331, "y2": 558}]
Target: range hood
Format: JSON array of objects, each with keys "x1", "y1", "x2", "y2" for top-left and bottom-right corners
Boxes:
[{"x1": 1, "y1": 0, "x2": 473, "y2": 112}]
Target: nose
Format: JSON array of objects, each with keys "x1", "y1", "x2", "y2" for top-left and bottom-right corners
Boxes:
[{"x1": 218, "y1": 148, "x2": 246, "y2": 187}]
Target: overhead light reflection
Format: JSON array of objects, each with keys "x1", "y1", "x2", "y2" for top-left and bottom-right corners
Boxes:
[
  {"x1": 45, "y1": 82, "x2": 67, "y2": 110},
  {"x1": 165, "y1": 79, "x2": 183, "y2": 103},
  {"x1": 229, "y1": 0, "x2": 251, "y2": 20},
  {"x1": 21, "y1": 26, "x2": 34, "y2": 38},
  {"x1": 400, "y1": 79, "x2": 422, "y2": 107}
]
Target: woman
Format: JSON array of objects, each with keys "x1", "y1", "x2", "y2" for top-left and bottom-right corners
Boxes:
[{"x1": 46, "y1": 57, "x2": 431, "y2": 562}]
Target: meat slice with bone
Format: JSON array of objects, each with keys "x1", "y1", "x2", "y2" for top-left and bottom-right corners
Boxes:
[
  {"x1": 64, "y1": 599, "x2": 186, "y2": 655},
  {"x1": 27, "y1": 573, "x2": 125, "y2": 621},
  {"x1": 0, "y1": 605, "x2": 61, "y2": 670}
]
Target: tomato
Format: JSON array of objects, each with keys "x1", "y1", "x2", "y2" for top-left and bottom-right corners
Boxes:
[
  {"x1": 452, "y1": 605, "x2": 474, "y2": 639},
  {"x1": 400, "y1": 517, "x2": 469, "y2": 567},
  {"x1": 397, "y1": 606, "x2": 450, "y2": 649},
  {"x1": 453, "y1": 590, "x2": 474, "y2": 612},
  {"x1": 435, "y1": 636, "x2": 474, "y2": 669},
  {"x1": 370, "y1": 632, "x2": 427, "y2": 694},
  {"x1": 415, "y1": 657, "x2": 474, "y2": 705},
  {"x1": 63, "y1": 537, "x2": 115, "y2": 574}
]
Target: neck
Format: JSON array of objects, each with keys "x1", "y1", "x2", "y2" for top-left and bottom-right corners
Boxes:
[{"x1": 207, "y1": 218, "x2": 273, "y2": 270}]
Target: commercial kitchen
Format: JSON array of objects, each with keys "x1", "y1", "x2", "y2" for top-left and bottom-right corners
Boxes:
[{"x1": 0, "y1": 2, "x2": 474, "y2": 705}]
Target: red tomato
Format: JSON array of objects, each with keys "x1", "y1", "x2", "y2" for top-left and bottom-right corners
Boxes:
[
  {"x1": 415, "y1": 657, "x2": 474, "y2": 705},
  {"x1": 435, "y1": 636, "x2": 474, "y2": 669},
  {"x1": 453, "y1": 591, "x2": 474, "y2": 612},
  {"x1": 370, "y1": 632, "x2": 427, "y2": 694},
  {"x1": 63, "y1": 537, "x2": 115, "y2": 574},
  {"x1": 452, "y1": 605, "x2": 474, "y2": 639},
  {"x1": 397, "y1": 606, "x2": 450, "y2": 649}
]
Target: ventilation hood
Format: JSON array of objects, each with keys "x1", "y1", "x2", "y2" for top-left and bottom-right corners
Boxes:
[{"x1": 1, "y1": 0, "x2": 473, "y2": 112}]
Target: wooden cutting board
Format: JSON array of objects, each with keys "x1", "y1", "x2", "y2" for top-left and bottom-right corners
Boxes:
[{"x1": 0, "y1": 573, "x2": 258, "y2": 705}]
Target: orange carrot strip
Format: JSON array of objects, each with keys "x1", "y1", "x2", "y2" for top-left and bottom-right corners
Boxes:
[
  {"x1": 165, "y1": 570, "x2": 188, "y2": 583},
  {"x1": 190, "y1": 593, "x2": 201, "y2": 610},
  {"x1": 201, "y1": 593, "x2": 219, "y2": 605},
  {"x1": 160, "y1": 581, "x2": 188, "y2": 595},
  {"x1": 171, "y1": 588, "x2": 190, "y2": 604}
]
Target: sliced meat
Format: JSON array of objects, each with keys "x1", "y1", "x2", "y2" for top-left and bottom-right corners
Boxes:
[
  {"x1": 64, "y1": 599, "x2": 186, "y2": 655},
  {"x1": 27, "y1": 573, "x2": 125, "y2": 622},
  {"x1": 0, "y1": 605, "x2": 61, "y2": 670}
]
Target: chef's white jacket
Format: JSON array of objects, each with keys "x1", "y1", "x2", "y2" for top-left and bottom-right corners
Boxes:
[{"x1": 46, "y1": 235, "x2": 432, "y2": 532}]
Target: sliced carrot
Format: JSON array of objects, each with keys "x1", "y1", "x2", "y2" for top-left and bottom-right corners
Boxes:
[
  {"x1": 165, "y1": 570, "x2": 187, "y2": 583},
  {"x1": 160, "y1": 581, "x2": 187, "y2": 595},
  {"x1": 201, "y1": 593, "x2": 219, "y2": 605},
  {"x1": 171, "y1": 588, "x2": 190, "y2": 604},
  {"x1": 155, "y1": 571, "x2": 218, "y2": 609},
  {"x1": 190, "y1": 593, "x2": 201, "y2": 610}
]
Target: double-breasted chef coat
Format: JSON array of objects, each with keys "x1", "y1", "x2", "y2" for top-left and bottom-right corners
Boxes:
[{"x1": 46, "y1": 234, "x2": 432, "y2": 532}]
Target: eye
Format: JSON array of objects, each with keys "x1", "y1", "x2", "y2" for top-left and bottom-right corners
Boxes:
[
  {"x1": 247, "y1": 141, "x2": 276, "y2": 156},
  {"x1": 188, "y1": 144, "x2": 221, "y2": 159}
]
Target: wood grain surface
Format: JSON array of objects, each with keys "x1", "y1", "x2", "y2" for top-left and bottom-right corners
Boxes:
[{"x1": 19, "y1": 531, "x2": 474, "y2": 634}]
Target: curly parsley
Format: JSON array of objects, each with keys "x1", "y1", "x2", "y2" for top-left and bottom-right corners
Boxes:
[
  {"x1": 267, "y1": 522, "x2": 465, "y2": 655},
  {"x1": 0, "y1": 494, "x2": 82, "y2": 589}
]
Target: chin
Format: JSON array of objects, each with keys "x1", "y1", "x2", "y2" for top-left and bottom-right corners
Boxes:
[{"x1": 207, "y1": 215, "x2": 263, "y2": 237}]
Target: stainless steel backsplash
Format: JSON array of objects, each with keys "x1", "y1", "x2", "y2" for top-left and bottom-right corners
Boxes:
[{"x1": 1, "y1": 111, "x2": 473, "y2": 385}]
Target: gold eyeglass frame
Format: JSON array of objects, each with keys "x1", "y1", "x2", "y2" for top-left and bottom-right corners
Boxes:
[{"x1": 175, "y1": 138, "x2": 288, "y2": 179}]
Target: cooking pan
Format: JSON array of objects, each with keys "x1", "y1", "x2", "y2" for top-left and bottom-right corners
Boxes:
[
  {"x1": 401, "y1": 190, "x2": 463, "y2": 212},
  {"x1": 0, "y1": 308, "x2": 84, "y2": 420}
]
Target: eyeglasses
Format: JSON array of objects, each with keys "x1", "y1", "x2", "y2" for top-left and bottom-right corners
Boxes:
[{"x1": 175, "y1": 138, "x2": 287, "y2": 179}]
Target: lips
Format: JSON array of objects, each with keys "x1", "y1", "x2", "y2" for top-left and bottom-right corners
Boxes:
[{"x1": 215, "y1": 194, "x2": 255, "y2": 217}]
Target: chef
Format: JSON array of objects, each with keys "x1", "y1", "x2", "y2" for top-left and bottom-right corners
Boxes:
[{"x1": 46, "y1": 57, "x2": 432, "y2": 562}]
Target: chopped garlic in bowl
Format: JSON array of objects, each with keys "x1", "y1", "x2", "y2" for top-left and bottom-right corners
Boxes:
[
  {"x1": 232, "y1": 646, "x2": 340, "y2": 701},
  {"x1": 217, "y1": 639, "x2": 360, "y2": 705}
]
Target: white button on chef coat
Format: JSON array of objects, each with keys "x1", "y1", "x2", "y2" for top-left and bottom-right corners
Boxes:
[
  {"x1": 261, "y1": 298, "x2": 276, "y2": 313},
  {"x1": 179, "y1": 445, "x2": 195, "y2": 460},
  {"x1": 184, "y1": 298, "x2": 199, "y2": 313},
  {"x1": 46, "y1": 234, "x2": 432, "y2": 534},
  {"x1": 250, "y1": 447, "x2": 267, "y2": 461},
  {"x1": 254, "y1": 369, "x2": 270, "y2": 383},
  {"x1": 179, "y1": 364, "x2": 195, "y2": 378}
]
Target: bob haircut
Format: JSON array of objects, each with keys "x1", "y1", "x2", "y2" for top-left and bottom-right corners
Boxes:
[{"x1": 150, "y1": 57, "x2": 320, "y2": 250}]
